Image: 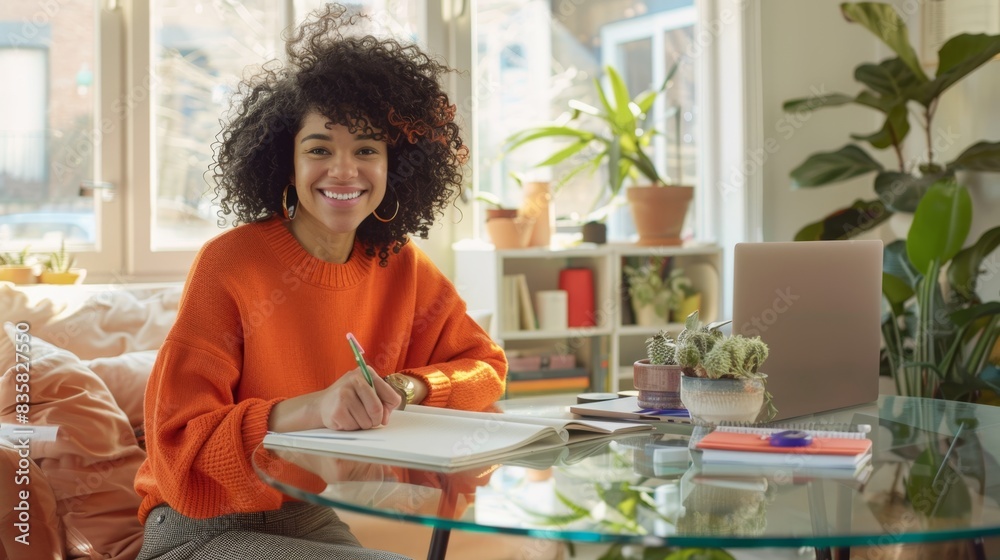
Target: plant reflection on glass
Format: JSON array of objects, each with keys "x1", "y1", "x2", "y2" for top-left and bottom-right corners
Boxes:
[
  {"x1": 507, "y1": 443, "x2": 735, "y2": 560},
  {"x1": 676, "y1": 479, "x2": 772, "y2": 538},
  {"x1": 864, "y1": 400, "x2": 1000, "y2": 559}
]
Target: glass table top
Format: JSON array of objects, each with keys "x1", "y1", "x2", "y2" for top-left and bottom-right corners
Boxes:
[{"x1": 252, "y1": 395, "x2": 1000, "y2": 549}]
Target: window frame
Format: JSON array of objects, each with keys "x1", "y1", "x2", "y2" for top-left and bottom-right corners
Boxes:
[{"x1": 68, "y1": 0, "x2": 759, "y2": 286}]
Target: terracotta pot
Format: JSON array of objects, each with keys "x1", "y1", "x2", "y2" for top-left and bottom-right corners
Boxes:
[
  {"x1": 485, "y1": 216, "x2": 535, "y2": 249},
  {"x1": 519, "y1": 181, "x2": 552, "y2": 248},
  {"x1": 633, "y1": 359, "x2": 684, "y2": 409},
  {"x1": 0, "y1": 266, "x2": 36, "y2": 284},
  {"x1": 626, "y1": 185, "x2": 694, "y2": 246},
  {"x1": 486, "y1": 208, "x2": 519, "y2": 220}
]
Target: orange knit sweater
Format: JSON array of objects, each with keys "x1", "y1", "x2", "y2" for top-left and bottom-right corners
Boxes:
[{"x1": 134, "y1": 218, "x2": 507, "y2": 523}]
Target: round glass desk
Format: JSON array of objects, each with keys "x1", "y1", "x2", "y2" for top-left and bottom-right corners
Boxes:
[{"x1": 253, "y1": 396, "x2": 1000, "y2": 559}]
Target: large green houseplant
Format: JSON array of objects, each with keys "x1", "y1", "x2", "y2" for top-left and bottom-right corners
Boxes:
[
  {"x1": 783, "y1": 2, "x2": 1000, "y2": 241},
  {"x1": 882, "y1": 179, "x2": 1000, "y2": 400},
  {"x1": 503, "y1": 63, "x2": 693, "y2": 245},
  {"x1": 781, "y1": 3, "x2": 1000, "y2": 402}
]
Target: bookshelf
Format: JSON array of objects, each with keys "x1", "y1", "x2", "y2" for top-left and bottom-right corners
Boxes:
[{"x1": 453, "y1": 241, "x2": 722, "y2": 392}]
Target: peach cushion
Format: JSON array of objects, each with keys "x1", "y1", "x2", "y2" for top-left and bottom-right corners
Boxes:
[
  {"x1": 0, "y1": 323, "x2": 145, "y2": 560},
  {"x1": 83, "y1": 351, "x2": 158, "y2": 432},
  {"x1": 0, "y1": 283, "x2": 181, "y2": 360}
]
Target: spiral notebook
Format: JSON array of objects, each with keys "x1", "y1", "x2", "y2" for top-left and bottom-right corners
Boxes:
[{"x1": 691, "y1": 423, "x2": 873, "y2": 470}]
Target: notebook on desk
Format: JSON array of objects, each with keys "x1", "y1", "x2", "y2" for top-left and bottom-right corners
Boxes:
[{"x1": 732, "y1": 240, "x2": 882, "y2": 421}]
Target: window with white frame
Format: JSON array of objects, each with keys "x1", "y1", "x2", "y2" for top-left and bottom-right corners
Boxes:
[
  {"x1": 0, "y1": 0, "x2": 427, "y2": 281},
  {"x1": 473, "y1": 0, "x2": 702, "y2": 242},
  {"x1": 0, "y1": 0, "x2": 735, "y2": 280}
]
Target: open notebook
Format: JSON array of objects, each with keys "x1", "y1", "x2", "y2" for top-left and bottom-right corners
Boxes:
[{"x1": 263, "y1": 405, "x2": 652, "y2": 471}]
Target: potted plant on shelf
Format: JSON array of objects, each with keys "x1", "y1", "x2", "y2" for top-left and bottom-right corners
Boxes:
[
  {"x1": 656, "y1": 311, "x2": 775, "y2": 425},
  {"x1": 503, "y1": 62, "x2": 693, "y2": 246},
  {"x1": 0, "y1": 247, "x2": 36, "y2": 285},
  {"x1": 38, "y1": 241, "x2": 86, "y2": 284},
  {"x1": 476, "y1": 191, "x2": 534, "y2": 249},
  {"x1": 623, "y1": 257, "x2": 699, "y2": 326}
]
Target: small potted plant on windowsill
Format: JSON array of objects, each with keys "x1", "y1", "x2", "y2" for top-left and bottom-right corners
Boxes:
[
  {"x1": 38, "y1": 241, "x2": 86, "y2": 284},
  {"x1": 657, "y1": 311, "x2": 775, "y2": 425},
  {"x1": 0, "y1": 247, "x2": 37, "y2": 285},
  {"x1": 503, "y1": 61, "x2": 692, "y2": 246},
  {"x1": 476, "y1": 192, "x2": 533, "y2": 249}
]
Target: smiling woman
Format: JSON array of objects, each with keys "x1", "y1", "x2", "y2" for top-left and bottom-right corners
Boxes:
[{"x1": 133, "y1": 5, "x2": 507, "y2": 560}]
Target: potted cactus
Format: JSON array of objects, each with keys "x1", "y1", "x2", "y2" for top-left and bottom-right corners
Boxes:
[
  {"x1": 0, "y1": 247, "x2": 36, "y2": 285},
  {"x1": 633, "y1": 330, "x2": 685, "y2": 410},
  {"x1": 657, "y1": 311, "x2": 775, "y2": 424},
  {"x1": 38, "y1": 242, "x2": 86, "y2": 284}
]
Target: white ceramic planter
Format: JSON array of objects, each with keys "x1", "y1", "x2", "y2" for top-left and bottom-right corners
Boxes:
[{"x1": 680, "y1": 375, "x2": 765, "y2": 425}]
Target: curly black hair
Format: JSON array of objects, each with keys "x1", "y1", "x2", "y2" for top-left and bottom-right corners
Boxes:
[{"x1": 211, "y1": 4, "x2": 467, "y2": 266}]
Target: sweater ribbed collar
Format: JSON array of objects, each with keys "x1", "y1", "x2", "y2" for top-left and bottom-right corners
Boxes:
[{"x1": 256, "y1": 217, "x2": 375, "y2": 288}]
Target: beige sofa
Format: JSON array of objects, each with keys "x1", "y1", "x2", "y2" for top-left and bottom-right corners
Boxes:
[{"x1": 0, "y1": 282, "x2": 563, "y2": 560}]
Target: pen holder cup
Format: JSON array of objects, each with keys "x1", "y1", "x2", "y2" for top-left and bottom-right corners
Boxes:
[{"x1": 680, "y1": 375, "x2": 765, "y2": 426}]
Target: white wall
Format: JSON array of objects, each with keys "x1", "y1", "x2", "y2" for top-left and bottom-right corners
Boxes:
[
  {"x1": 758, "y1": 0, "x2": 1000, "y2": 299},
  {"x1": 759, "y1": 0, "x2": 884, "y2": 243}
]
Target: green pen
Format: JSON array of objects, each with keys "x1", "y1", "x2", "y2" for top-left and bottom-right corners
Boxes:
[{"x1": 346, "y1": 332, "x2": 375, "y2": 388}]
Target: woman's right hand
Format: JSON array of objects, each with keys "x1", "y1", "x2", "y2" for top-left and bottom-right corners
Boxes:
[
  {"x1": 267, "y1": 368, "x2": 402, "y2": 433},
  {"x1": 314, "y1": 367, "x2": 402, "y2": 431}
]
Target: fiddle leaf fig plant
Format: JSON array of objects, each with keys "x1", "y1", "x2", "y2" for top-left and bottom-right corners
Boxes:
[{"x1": 782, "y1": 2, "x2": 1000, "y2": 241}]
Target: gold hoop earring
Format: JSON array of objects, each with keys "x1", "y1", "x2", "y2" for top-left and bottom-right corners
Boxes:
[
  {"x1": 373, "y1": 198, "x2": 399, "y2": 223},
  {"x1": 282, "y1": 185, "x2": 297, "y2": 220}
]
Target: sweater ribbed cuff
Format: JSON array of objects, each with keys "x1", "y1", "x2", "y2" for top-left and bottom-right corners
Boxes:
[{"x1": 403, "y1": 367, "x2": 451, "y2": 407}]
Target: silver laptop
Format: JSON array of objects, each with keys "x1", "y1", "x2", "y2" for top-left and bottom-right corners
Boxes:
[{"x1": 732, "y1": 240, "x2": 883, "y2": 421}]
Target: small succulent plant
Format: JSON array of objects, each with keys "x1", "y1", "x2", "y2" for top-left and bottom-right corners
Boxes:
[
  {"x1": 670, "y1": 311, "x2": 769, "y2": 379},
  {"x1": 644, "y1": 311, "x2": 775, "y2": 419},
  {"x1": 645, "y1": 330, "x2": 676, "y2": 365},
  {"x1": 0, "y1": 247, "x2": 32, "y2": 266},
  {"x1": 44, "y1": 241, "x2": 75, "y2": 273}
]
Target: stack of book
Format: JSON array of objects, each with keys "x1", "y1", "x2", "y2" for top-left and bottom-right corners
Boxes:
[
  {"x1": 506, "y1": 352, "x2": 589, "y2": 396},
  {"x1": 690, "y1": 424, "x2": 874, "y2": 481}
]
